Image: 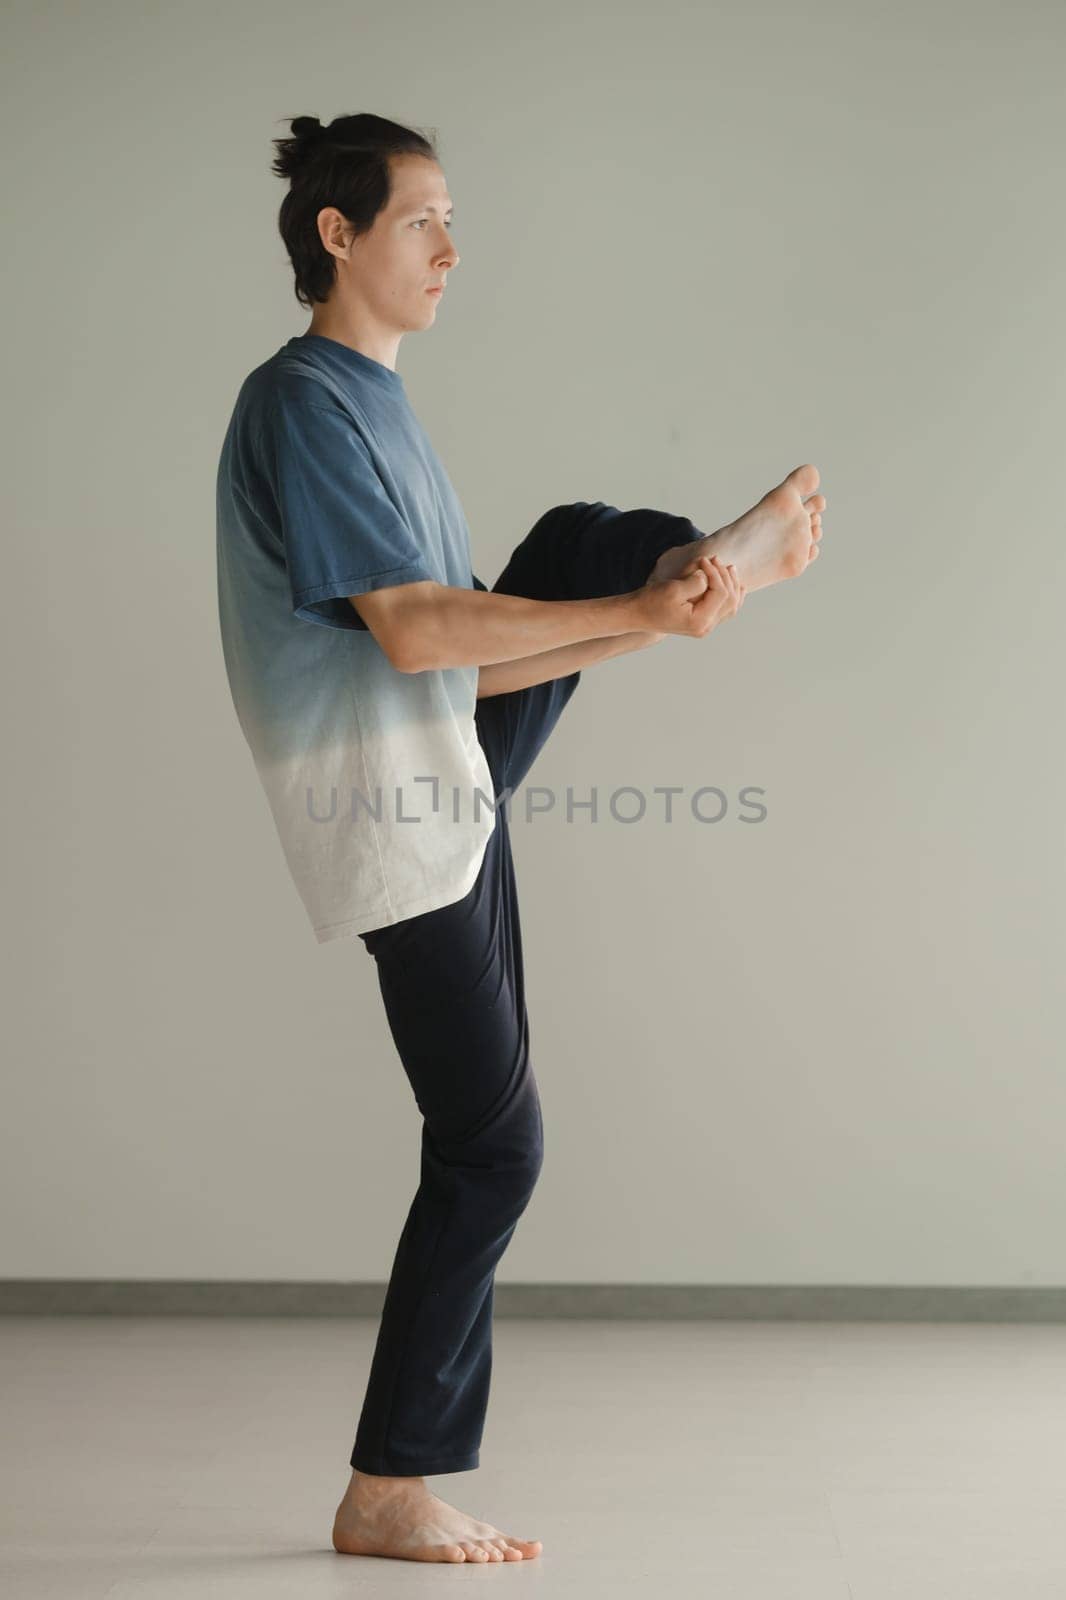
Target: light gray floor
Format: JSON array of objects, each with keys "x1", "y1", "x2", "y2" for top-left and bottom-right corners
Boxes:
[{"x1": 3, "y1": 1315, "x2": 1066, "y2": 1597}]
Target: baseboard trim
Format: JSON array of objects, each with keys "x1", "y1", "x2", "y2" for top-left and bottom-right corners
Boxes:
[{"x1": 1, "y1": 1281, "x2": 1064, "y2": 1320}]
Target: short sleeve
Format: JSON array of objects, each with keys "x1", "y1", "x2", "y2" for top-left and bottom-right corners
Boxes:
[
  {"x1": 264, "y1": 396, "x2": 434, "y2": 631},
  {"x1": 471, "y1": 572, "x2": 489, "y2": 592}
]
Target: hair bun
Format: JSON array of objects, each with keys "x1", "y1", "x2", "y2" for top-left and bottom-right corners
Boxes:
[{"x1": 290, "y1": 116, "x2": 325, "y2": 141}]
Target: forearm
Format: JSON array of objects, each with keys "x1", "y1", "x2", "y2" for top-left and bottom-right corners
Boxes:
[
  {"x1": 475, "y1": 628, "x2": 665, "y2": 699},
  {"x1": 401, "y1": 584, "x2": 646, "y2": 674}
]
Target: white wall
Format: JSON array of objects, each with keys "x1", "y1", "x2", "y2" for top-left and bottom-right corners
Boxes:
[{"x1": 3, "y1": 0, "x2": 1063, "y2": 1284}]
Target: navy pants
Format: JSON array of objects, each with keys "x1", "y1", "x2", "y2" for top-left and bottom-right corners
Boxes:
[{"x1": 352, "y1": 500, "x2": 705, "y2": 1476}]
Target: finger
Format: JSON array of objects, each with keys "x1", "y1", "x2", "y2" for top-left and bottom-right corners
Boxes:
[
  {"x1": 690, "y1": 562, "x2": 726, "y2": 628},
  {"x1": 704, "y1": 566, "x2": 729, "y2": 608},
  {"x1": 704, "y1": 563, "x2": 738, "y2": 624},
  {"x1": 676, "y1": 566, "x2": 710, "y2": 598}
]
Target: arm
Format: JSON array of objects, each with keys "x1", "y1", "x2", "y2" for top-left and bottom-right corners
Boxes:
[
  {"x1": 475, "y1": 628, "x2": 665, "y2": 699},
  {"x1": 350, "y1": 580, "x2": 655, "y2": 674},
  {"x1": 351, "y1": 557, "x2": 732, "y2": 674}
]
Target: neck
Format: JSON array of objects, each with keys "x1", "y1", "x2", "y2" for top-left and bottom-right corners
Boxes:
[{"x1": 304, "y1": 308, "x2": 401, "y2": 372}]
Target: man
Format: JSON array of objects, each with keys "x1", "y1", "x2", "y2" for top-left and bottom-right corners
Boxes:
[{"x1": 215, "y1": 112, "x2": 825, "y2": 1568}]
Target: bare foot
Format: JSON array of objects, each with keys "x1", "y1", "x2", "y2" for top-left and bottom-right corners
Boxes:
[
  {"x1": 650, "y1": 463, "x2": 826, "y2": 594},
  {"x1": 332, "y1": 1469, "x2": 543, "y2": 1564}
]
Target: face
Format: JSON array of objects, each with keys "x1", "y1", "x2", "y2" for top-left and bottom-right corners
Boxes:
[{"x1": 319, "y1": 154, "x2": 459, "y2": 334}]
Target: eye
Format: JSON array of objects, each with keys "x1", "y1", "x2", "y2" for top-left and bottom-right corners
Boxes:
[{"x1": 413, "y1": 218, "x2": 453, "y2": 229}]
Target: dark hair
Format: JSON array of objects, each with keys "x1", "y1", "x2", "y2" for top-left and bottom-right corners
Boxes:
[{"x1": 271, "y1": 113, "x2": 439, "y2": 308}]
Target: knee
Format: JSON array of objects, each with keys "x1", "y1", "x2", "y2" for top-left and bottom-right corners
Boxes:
[
  {"x1": 504, "y1": 1133, "x2": 544, "y2": 1220},
  {"x1": 477, "y1": 1103, "x2": 545, "y2": 1209},
  {"x1": 497, "y1": 1115, "x2": 545, "y2": 1201},
  {"x1": 520, "y1": 1122, "x2": 545, "y2": 1190}
]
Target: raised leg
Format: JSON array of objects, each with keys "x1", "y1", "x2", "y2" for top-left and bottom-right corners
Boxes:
[
  {"x1": 475, "y1": 500, "x2": 706, "y2": 796},
  {"x1": 493, "y1": 499, "x2": 707, "y2": 605}
]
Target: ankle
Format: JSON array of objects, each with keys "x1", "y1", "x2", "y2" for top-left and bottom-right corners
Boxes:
[{"x1": 349, "y1": 1467, "x2": 426, "y2": 1496}]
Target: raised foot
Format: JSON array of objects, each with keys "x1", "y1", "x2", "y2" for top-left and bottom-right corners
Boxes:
[
  {"x1": 332, "y1": 1474, "x2": 542, "y2": 1564},
  {"x1": 651, "y1": 462, "x2": 826, "y2": 595}
]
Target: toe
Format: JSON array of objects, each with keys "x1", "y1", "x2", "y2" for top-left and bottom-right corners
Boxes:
[
  {"x1": 790, "y1": 463, "x2": 820, "y2": 496},
  {"x1": 459, "y1": 1541, "x2": 488, "y2": 1561}
]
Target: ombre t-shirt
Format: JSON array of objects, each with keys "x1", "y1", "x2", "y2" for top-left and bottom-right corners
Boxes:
[{"x1": 215, "y1": 332, "x2": 497, "y2": 944}]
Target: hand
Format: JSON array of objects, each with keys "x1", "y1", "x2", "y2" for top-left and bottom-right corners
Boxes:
[{"x1": 632, "y1": 554, "x2": 745, "y2": 638}]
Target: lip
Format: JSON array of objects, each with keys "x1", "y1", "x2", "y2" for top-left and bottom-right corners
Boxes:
[{"x1": 426, "y1": 286, "x2": 444, "y2": 296}]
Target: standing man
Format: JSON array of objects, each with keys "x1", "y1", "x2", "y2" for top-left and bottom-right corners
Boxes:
[{"x1": 216, "y1": 112, "x2": 825, "y2": 1567}]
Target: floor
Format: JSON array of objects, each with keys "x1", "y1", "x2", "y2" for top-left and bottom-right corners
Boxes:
[{"x1": 3, "y1": 1315, "x2": 1066, "y2": 1597}]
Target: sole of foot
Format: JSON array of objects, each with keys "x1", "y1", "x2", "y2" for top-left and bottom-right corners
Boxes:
[{"x1": 651, "y1": 463, "x2": 826, "y2": 594}]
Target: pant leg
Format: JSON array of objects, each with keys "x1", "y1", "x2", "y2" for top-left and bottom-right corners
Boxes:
[
  {"x1": 475, "y1": 499, "x2": 707, "y2": 794},
  {"x1": 352, "y1": 800, "x2": 537, "y2": 1476},
  {"x1": 495, "y1": 498, "x2": 707, "y2": 608}
]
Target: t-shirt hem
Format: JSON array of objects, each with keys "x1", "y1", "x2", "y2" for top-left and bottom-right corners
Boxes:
[{"x1": 310, "y1": 825, "x2": 495, "y2": 944}]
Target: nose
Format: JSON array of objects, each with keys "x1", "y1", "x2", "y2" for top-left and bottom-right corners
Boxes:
[{"x1": 435, "y1": 232, "x2": 459, "y2": 271}]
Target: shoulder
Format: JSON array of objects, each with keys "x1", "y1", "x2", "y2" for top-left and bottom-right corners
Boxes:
[
  {"x1": 259, "y1": 364, "x2": 350, "y2": 423},
  {"x1": 242, "y1": 368, "x2": 357, "y2": 465},
  {"x1": 270, "y1": 344, "x2": 363, "y2": 416},
  {"x1": 227, "y1": 346, "x2": 351, "y2": 431}
]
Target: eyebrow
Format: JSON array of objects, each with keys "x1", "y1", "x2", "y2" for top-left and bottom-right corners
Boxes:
[{"x1": 408, "y1": 201, "x2": 454, "y2": 215}]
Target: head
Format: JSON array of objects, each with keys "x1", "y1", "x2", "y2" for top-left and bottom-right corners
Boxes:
[{"x1": 271, "y1": 113, "x2": 459, "y2": 348}]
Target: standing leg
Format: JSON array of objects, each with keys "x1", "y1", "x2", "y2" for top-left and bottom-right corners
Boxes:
[{"x1": 351, "y1": 799, "x2": 538, "y2": 1477}]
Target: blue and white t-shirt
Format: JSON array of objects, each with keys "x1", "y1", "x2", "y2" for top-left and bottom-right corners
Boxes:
[{"x1": 215, "y1": 332, "x2": 497, "y2": 944}]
